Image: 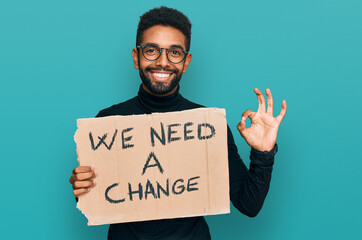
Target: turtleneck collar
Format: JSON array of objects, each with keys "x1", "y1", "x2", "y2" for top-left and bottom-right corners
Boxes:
[{"x1": 137, "y1": 85, "x2": 183, "y2": 113}]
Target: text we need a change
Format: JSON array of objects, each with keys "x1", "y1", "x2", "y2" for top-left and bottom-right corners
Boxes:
[
  {"x1": 75, "y1": 108, "x2": 230, "y2": 225},
  {"x1": 89, "y1": 121, "x2": 216, "y2": 203}
]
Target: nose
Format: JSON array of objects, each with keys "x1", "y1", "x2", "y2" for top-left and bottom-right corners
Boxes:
[{"x1": 155, "y1": 48, "x2": 171, "y2": 68}]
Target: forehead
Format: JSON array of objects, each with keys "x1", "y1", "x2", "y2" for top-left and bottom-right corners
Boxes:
[{"x1": 141, "y1": 25, "x2": 186, "y2": 49}]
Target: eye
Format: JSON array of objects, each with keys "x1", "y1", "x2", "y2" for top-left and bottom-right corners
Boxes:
[
  {"x1": 169, "y1": 48, "x2": 183, "y2": 56},
  {"x1": 146, "y1": 48, "x2": 156, "y2": 54},
  {"x1": 143, "y1": 46, "x2": 159, "y2": 55},
  {"x1": 171, "y1": 50, "x2": 180, "y2": 55}
]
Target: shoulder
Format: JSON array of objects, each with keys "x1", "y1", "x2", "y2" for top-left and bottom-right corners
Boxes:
[{"x1": 96, "y1": 97, "x2": 139, "y2": 117}]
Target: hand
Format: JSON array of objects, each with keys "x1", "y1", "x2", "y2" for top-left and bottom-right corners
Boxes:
[
  {"x1": 69, "y1": 166, "x2": 97, "y2": 197},
  {"x1": 237, "y1": 88, "x2": 287, "y2": 151}
]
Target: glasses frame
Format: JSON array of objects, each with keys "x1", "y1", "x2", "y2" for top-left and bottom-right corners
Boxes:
[{"x1": 137, "y1": 43, "x2": 189, "y2": 64}]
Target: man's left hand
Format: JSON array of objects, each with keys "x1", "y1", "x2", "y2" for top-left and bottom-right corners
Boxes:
[{"x1": 237, "y1": 88, "x2": 287, "y2": 152}]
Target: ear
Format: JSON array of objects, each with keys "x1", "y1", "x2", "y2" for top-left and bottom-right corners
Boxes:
[
  {"x1": 132, "y1": 48, "x2": 139, "y2": 69},
  {"x1": 182, "y1": 53, "x2": 192, "y2": 73}
]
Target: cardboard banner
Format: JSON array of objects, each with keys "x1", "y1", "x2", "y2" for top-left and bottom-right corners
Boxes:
[{"x1": 74, "y1": 108, "x2": 230, "y2": 225}]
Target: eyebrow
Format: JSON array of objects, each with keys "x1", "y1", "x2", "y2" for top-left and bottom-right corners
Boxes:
[
  {"x1": 170, "y1": 44, "x2": 185, "y2": 50},
  {"x1": 145, "y1": 43, "x2": 186, "y2": 50}
]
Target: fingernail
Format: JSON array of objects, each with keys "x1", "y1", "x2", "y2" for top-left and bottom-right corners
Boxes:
[
  {"x1": 91, "y1": 167, "x2": 94, "y2": 171},
  {"x1": 94, "y1": 171, "x2": 97, "y2": 177},
  {"x1": 93, "y1": 180, "x2": 96, "y2": 186}
]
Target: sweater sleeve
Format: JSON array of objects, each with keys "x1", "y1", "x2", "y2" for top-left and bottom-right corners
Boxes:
[{"x1": 227, "y1": 125, "x2": 277, "y2": 217}]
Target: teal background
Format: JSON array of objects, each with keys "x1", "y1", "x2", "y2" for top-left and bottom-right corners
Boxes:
[{"x1": 1, "y1": 0, "x2": 361, "y2": 239}]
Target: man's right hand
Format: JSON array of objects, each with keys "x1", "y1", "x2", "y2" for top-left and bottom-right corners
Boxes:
[{"x1": 69, "y1": 166, "x2": 97, "y2": 197}]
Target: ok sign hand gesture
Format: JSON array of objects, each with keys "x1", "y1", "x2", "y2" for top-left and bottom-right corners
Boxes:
[{"x1": 237, "y1": 88, "x2": 287, "y2": 152}]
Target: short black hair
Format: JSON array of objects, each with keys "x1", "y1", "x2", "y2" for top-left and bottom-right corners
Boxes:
[{"x1": 136, "y1": 6, "x2": 192, "y2": 51}]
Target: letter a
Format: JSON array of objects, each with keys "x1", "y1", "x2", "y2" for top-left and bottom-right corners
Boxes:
[{"x1": 142, "y1": 152, "x2": 164, "y2": 175}]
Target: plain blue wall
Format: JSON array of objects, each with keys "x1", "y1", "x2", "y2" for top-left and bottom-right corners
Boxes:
[{"x1": 1, "y1": 0, "x2": 361, "y2": 239}]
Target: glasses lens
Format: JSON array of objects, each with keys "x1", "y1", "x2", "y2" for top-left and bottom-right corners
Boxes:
[
  {"x1": 168, "y1": 47, "x2": 185, "y2": 63},
  {"x1": 142, "y1": 45, "x2": 160, "y2": 60}
]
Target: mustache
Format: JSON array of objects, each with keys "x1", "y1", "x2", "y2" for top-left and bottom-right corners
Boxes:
[{"x1": 145, "y1": 67, "x2": 178, "y2": 74}]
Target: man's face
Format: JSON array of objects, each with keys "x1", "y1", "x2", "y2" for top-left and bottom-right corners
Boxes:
[{"x1": 132, "y1": 25, "x2": 192, "y2": 96}]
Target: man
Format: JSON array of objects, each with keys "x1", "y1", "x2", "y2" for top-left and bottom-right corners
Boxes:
[{"x1": 69, "y1": 6, "x2": 287, "y2": 240}]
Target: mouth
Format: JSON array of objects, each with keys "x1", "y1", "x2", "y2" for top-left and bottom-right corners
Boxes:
[
  {"x1": 150, "y1": 72, "x2": 173, "y2": 81},
  {"x1": 146, "y1": 68, "x2": 177, "y2": 82}
]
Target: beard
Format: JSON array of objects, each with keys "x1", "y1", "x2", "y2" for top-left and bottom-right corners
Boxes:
[{"x1": 139, "y1": 66, "x2": 182, "y2": 95}]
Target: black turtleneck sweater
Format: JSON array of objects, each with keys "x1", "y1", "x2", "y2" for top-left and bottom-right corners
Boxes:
[{"x1": 96, "y1": 85, "x2": 277, "y2": 240}]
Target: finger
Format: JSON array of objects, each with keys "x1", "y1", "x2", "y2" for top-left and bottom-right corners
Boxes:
[
  {"x1": 73, "y1": 166, "x2": 93, "y2": 174},
  {"x1": 265, "y1": 88, "x2": 274, "y2": 115},
  {"x1": 241, "y1": 109, "x2": 256, "y2": 122},
  {"x1": 73, "y1": 188, "x2": 90, "y2": 198},
  {"x1": 74, "y1": 171, "x2": 97, "y2": 181},
  {"x1": 276, "y1": 100, "x2": 287, "y2": 122},
  {"x1": 69, "y1": 174, "x2": 75, "y2": 184},
  {"x1": 237, "y1": 119, "x2": 246, "y2": 135},
  {"x1": 238, "y1": 109, "x2": 255, "y2": 137},
  {"x1": 254, "y1": 88, "x2": 266, "y2": 112},
  {"x1": 73, "y1": 180, "x2": 96, "y2": 189}
]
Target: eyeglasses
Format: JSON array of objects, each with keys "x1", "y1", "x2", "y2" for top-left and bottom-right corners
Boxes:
[{"x1": 137, "y1": 43, "x2": 188, "y2": 64}]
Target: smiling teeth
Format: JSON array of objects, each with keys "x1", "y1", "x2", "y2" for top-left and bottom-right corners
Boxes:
[{"x1": 152, "y1": 73, "x2": 171, "y2": 78}]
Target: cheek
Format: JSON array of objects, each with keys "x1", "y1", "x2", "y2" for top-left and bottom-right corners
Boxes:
[{"x1": 138, "y1": 60, "x2": 150, "y2": 71}]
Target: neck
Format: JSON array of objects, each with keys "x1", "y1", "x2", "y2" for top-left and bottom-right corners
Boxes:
[{"x1": 137, "y1": 84, "x2": 183, "y2": 113}]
